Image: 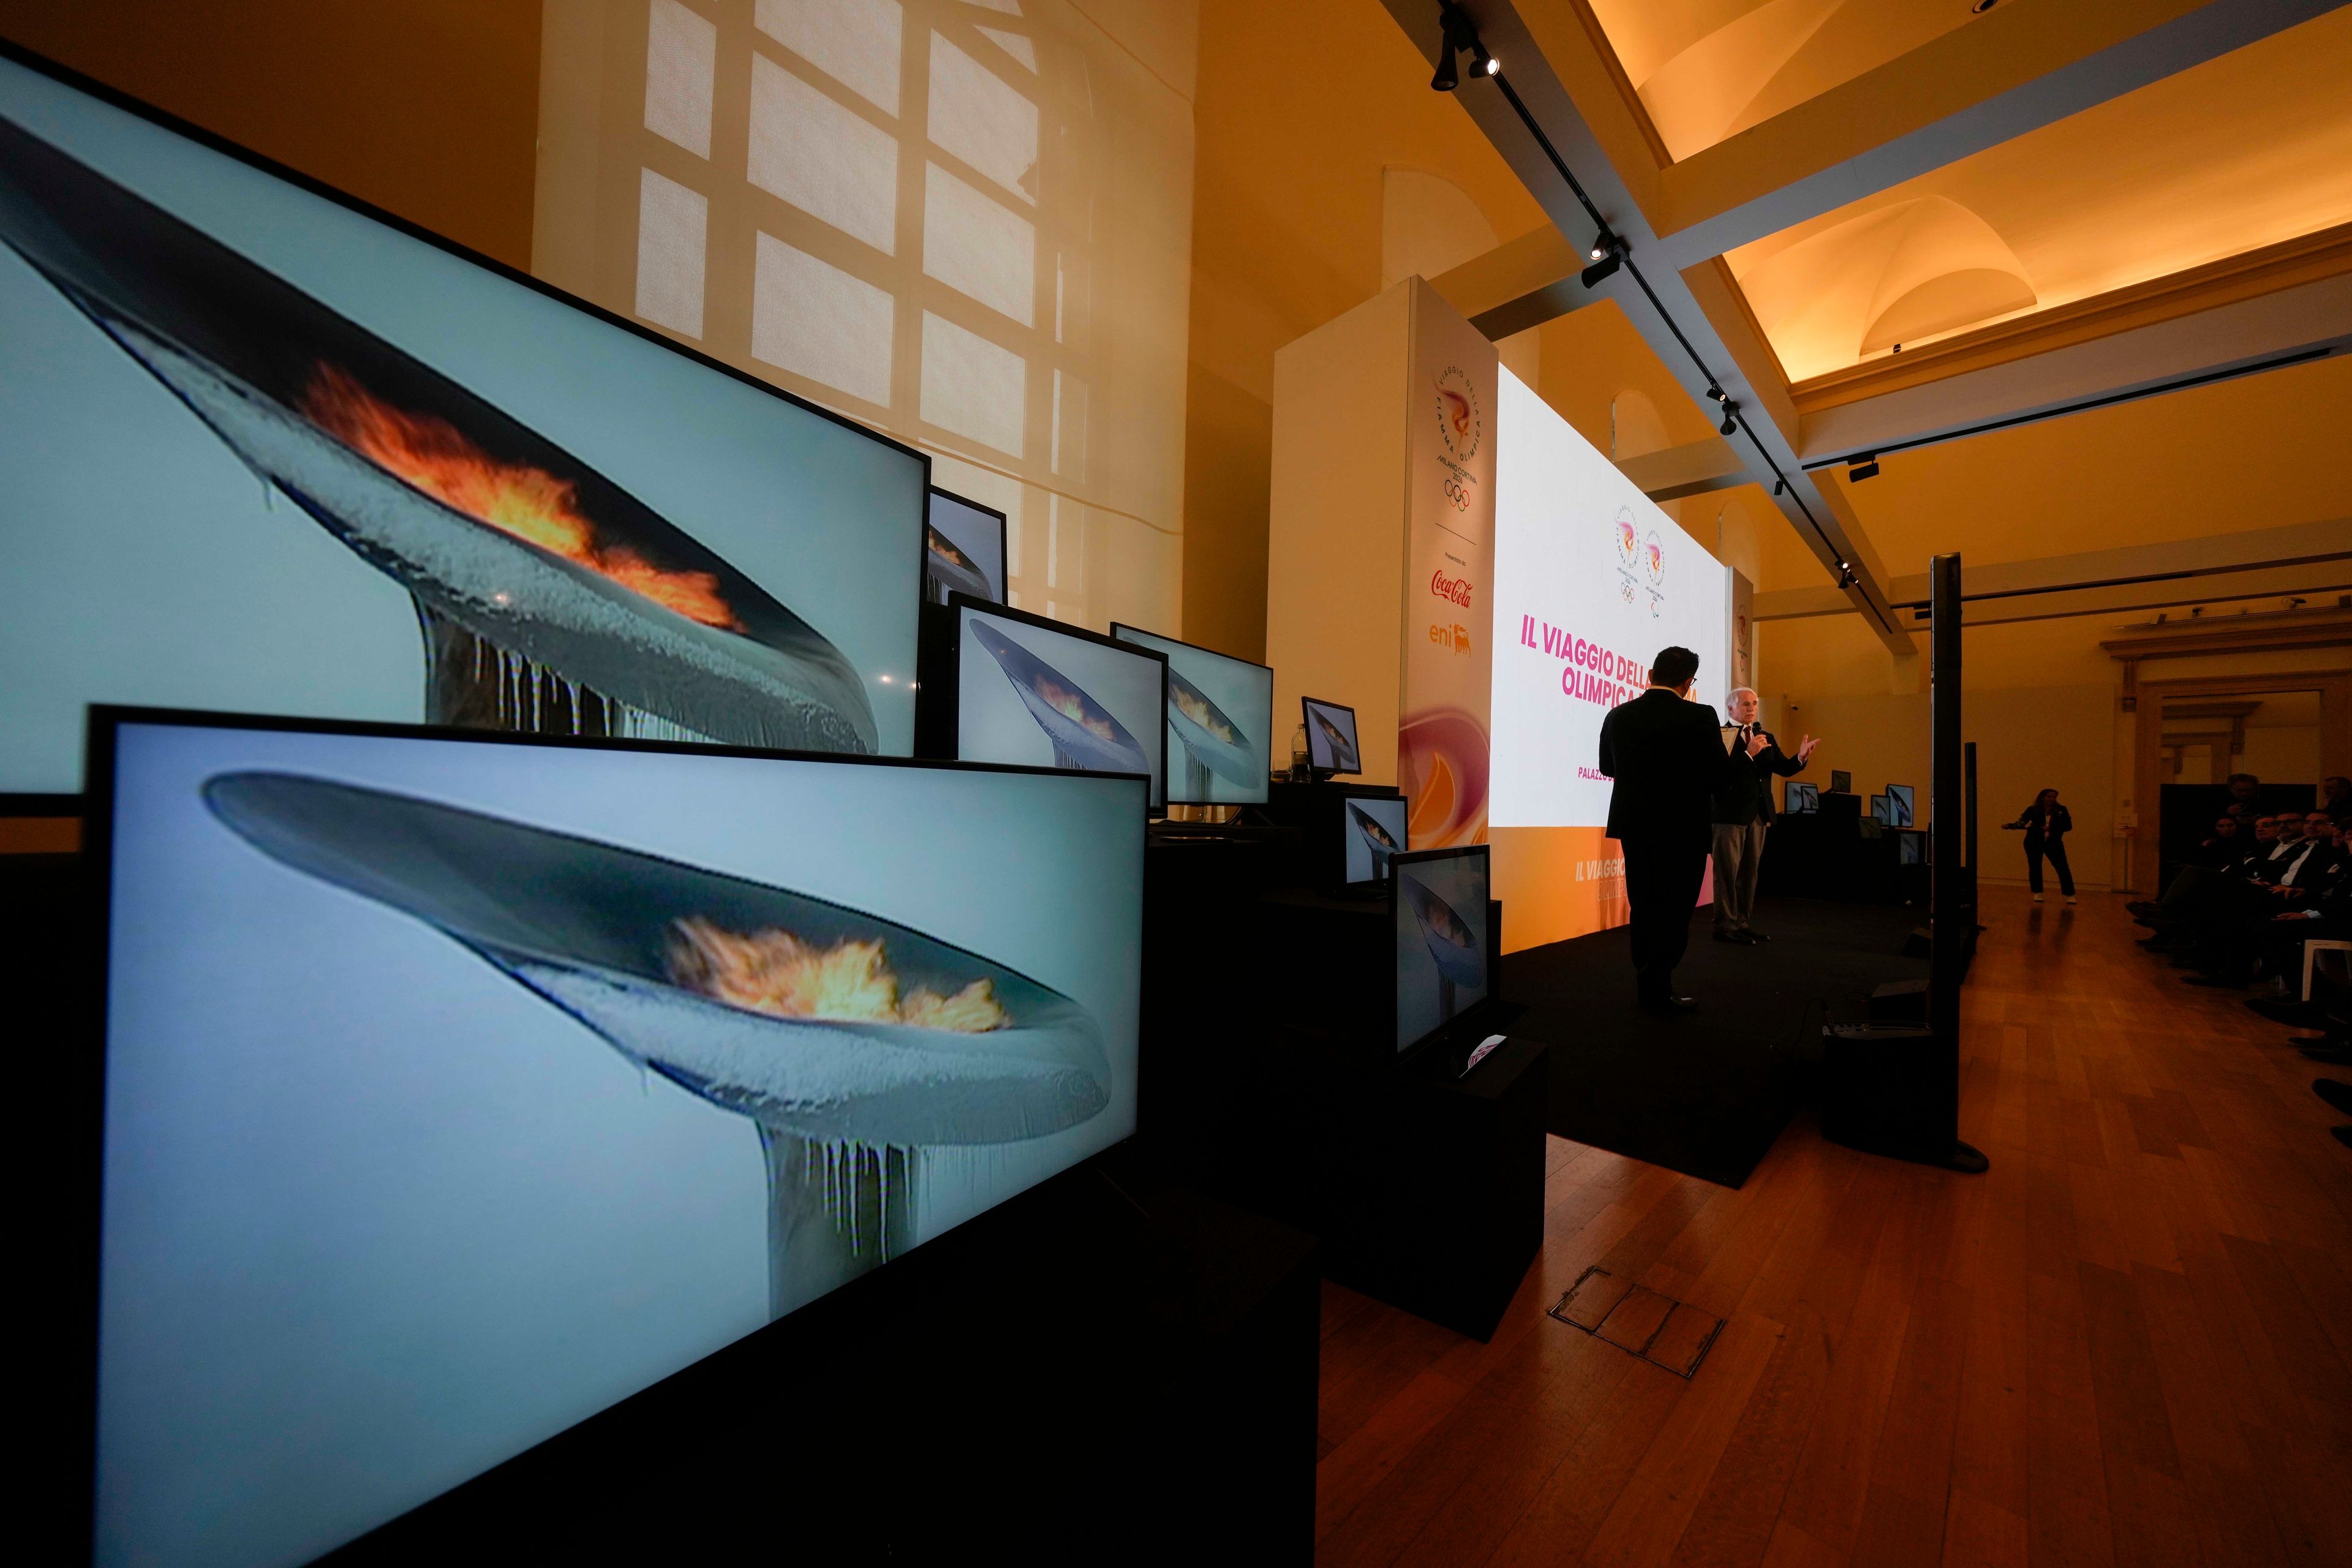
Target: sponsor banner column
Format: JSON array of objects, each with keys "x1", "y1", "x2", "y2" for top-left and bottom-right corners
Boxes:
[{"x1": 1399, "y1": 281, "x2": 1497, "y2": 848}]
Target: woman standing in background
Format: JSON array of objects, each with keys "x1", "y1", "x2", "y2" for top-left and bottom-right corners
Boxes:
[{"x1": 2005, "y1": 788, "x2": 2075, "y2": 903}]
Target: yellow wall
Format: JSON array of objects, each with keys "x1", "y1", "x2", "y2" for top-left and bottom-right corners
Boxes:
[{"x1": 0, "y1": 1, "x2": 541, "y2": 271}]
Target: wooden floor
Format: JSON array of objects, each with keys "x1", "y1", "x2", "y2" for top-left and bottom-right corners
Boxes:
[{"x1": 1314, "y1": 886, "x2": 2352, "y2": 1567}]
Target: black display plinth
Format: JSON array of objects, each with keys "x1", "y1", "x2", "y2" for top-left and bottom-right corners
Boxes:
[
  {"x1": 333, "y1": 1150, "x2": 1319, "y2": 1562},
  {"x1": 1820, "y1": 1022, "x2": 1986, "y2": 1174},
  {"x1": 1317, "y1": 1035, "x2": 1549, "y2": 1341}
]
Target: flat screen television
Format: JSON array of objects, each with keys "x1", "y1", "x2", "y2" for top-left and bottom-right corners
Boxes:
[
  {"x1": 1899, "y1": 829, "x2": 1924, "y2": 864},
  {"x1": 924, "y1": 489, "x2": 1006, "y2": 606},
  {"x1": 943, "y1": 597, "x2": 1167, "y2": 811},
  {"x1": 1783, "y1": 781, "x2": 1819, "y2": 814},
  {"x1": 1302, "y1": 696, "x2": 1361, "y2": 775},
  {"x1": 83, "y1": 706, "x2": 1144, "y2": 1567},
  {"x1": 1393, "y1": 845, "x2": 1491, "y2": 1055},
  {"x1": 0, "y1": 47, "x2": 926, "y2": 798},
  {"x1": 1830, "y1": 769, "x2": 1854, "y2": 795},
  {"x1": 1885, "y1": 783, "x2": 1915, "y2": 827},
  {"x1": 1107, "y1": 624, "x2": 1272, "y2": 807},
  {"x1": 1871, "y1": 793, "x2": 1893, "y2": 824},
  {"x1": 1343, "y1": 796, "x2": 1409, "y2": 883}
]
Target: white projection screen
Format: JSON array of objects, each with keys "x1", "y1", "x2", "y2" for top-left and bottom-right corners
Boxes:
[{"x1": 1489, "y1": 368, "x2": 1730, "y2": 830}]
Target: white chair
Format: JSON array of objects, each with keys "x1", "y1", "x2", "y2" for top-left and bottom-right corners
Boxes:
[{"x1": 2302, "y1": 939, "x2": 2352, "y2": 1003}]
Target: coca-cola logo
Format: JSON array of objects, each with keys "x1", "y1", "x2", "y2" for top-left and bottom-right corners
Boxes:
[{"x1": 1430, "y1": 569, "x2": 1474, "y2": 607}]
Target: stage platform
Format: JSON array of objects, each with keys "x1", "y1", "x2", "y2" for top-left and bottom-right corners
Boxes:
[{"x1": 1506, "y1": 897, "x2": 1927, "y2": 1186}]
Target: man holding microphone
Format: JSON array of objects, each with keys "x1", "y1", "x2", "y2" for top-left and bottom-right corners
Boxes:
[{"x1": 1711, "y1": 688, "x2": 1818, "y2": 944}]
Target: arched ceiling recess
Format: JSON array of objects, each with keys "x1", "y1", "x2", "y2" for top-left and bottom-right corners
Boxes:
[
  {"x1": 1593, "y1": 0, "x2": 1981, "y2": 162},
  {"x1": 1738, "y1": 195, "x2": 2037, "y2": 378}
]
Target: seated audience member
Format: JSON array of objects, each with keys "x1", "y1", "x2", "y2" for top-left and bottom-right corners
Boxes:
[
  {"x1": 2179, "y1": 813, "x2": 2340, "y2": 987},
  {"x1": 2128, "y1": 815, "x2": 2252, "y2": 924},
  {"x1": 2223, "y1": 772, "x2": 2264, "y2": 823}
]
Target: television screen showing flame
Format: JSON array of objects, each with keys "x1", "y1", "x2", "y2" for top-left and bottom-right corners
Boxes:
[
  {"x1": 1172, "y1": 685, "x2": 1237, "y2": 744},
  {"x1": 666, "y1": 916, "x2": 1006, "y2": 1032},
  {"x1": 1033, "y1": 675, "x2": 1118, "y2": 745},
  {"x1": 303, "y1": 364, "x2": 740, "y2": 630}
]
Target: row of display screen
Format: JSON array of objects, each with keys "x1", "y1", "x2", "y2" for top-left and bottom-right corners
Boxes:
[
  {"x1": 1783, "y1": 781, "x2": 1915, "y2": 826},
  {"x1": 0, "y1": 45, "x2": 1464, "y2": 1568}
]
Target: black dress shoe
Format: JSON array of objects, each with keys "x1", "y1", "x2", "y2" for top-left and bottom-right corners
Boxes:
[
  {"x1": 1640, "y1": 993, "x2": 1698, "y2": 1014},
  {"x1": 2315, "y1": 1079, "x2": 2352, "y2": 1117},
  {"x1": 1712, "y1": 929, "x2": 1746, "y2": 943},
  {"x1": 1743, "y1": 928, "x2": 1770, "y2": 941}
]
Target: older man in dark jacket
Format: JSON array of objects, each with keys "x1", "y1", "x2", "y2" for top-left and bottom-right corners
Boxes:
[
  {"x1": 1599, "y1": 646, "x2": 1763, "y2": 1012},
  {"x1": 1709, "y1": 687, "x2": 1816, "y2": 944}
]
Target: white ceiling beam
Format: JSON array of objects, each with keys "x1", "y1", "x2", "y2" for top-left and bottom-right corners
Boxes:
[
  {"x1": 1613, "y1": 435, "x2": 1749, "y2": 502},
  {"x1": 1643, "y1": 0, "x2": 2346, "y2": 268},
  {"x1": 1754, "y1": 516, "x2": 2352, "y2": 625},
  {"x1": 1795, "y1": 271, "x2": 2352, "y2": 464}
]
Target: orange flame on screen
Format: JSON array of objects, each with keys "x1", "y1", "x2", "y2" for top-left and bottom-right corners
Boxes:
[
  {"x1": 1172, "y1": 686, "x2": 1236, "y2": 745},
  {"x1": 302, "y1": 364, "x2": 739, "y2": 629},
  {"x1": 666, "y1": 918, "x2": 1007, "y2": 1032},
  {"x1": 1034, "y1": 676, "x2": 1118, "y2": 745}
]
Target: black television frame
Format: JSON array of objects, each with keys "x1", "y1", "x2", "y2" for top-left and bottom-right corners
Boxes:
[
  {"x1": 922, "y1": 593, "x2": 1170, "y2": 813},
  {"x1": 1300, "y1": 696, "x2": 1362, "y2": 778},
  {"x1": 1783, "y1": 781, "x2": 1820, "y2": 815},
  {"x1": 924, "y1": 488, "x2": 1009, "y2": 607},
  {"x1": 1869, "y1": 793, "x2": 1892, "y2": 824},
  {"x1": 1389, "y1": 843, "x2": 1495, "y2": 1060},
  {"x1": 1829, "y1": 769, "x2": 1853, "y2": 795},
  {"x1": 1107, "y1": 622, "x2": 1275, "y2": 808},
  {"x1": 0, "y1": 37, "x2": 933, "y2": 793},
  {"x1": 69, "y1": 702, "x2": 1150, "y2": 1562},
  {"x1": 1885, "y1": 783, "x2": 1915, "y2": 827}
]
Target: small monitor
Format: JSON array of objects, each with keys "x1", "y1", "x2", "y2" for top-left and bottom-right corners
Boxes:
[
  {"x1": 85, "y1": 706, "x2": 1144, "y2": 1568},
  {"x1": 1109, "y1": 624, "x2": 1273, "y2": 807},
  {"x1": 1898, "y1": 831, "x2": 1924, "y2": 864},
  {"x1": 948, "y1": 597, "x2": 1166, "y2": 810},
  {"x1": 1393, "y1": 845, "x2": 1491, "y2": 1055},
  {"x1": 924, "y1": 489, "x2": 1008, "y2": 606},
  {"x1": 1829, "y1": 769, "x2": 1853, "y2": 794},
  {"x1": 1343, "y1": 796, "x2": 1409, "y2": 883},
  {"x1": 1871, "y1": 793, "x2": 1893, "y2": 824},
  {"x1": 1885, "y1": 783, "x2": 1915, "y2": 827},
  {"x1": 1783, "y1": 781, "x2": 1819, "y2": 814},
  {"x1": 1302, "y1": 696, "x2": 1361, "y2": 775}
]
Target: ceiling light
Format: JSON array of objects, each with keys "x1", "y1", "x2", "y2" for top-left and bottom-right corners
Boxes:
[
  {"x1": 1848, "y1": 454, "x2": 1880, "y2": 481},
  {"x1": 1430, "y1": 45, "x2": 1458, "y2": 92},
  {"x1": 1431, "y1": 2, "x2": 1488, "y2": 93},
  {"x1": 1705, "y1": 385, "x2": 1725, "y2": 402},
  {"x1": 1773, "y1": 477, "x2": 1787, "y2": 496},
  {"x1": 1971, "y1": 0, "x2": 2000, "y2": 13},
  {"x1": 1483, "y1": 55, "x2": 1502, "y2": 76},
  {"x1": 1718, "y1": 400, "x2": 1739, "y2": 435},
  {"x1": 1581, "y1": 230, "x2": 1623, "y2": 288}
]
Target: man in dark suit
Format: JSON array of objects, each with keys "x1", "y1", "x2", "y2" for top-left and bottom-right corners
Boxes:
[
  {"x1": 1710, "y1": 687, "x2": 1817, "y2": 944},
  {"x1": 1599, "y1": 646, "x2": 1764, "y2": 1011}
]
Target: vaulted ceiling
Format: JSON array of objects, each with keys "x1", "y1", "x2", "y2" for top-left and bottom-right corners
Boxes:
[{"x1": 1383, "y1": 0, "x2": 2352, "y2": 644}]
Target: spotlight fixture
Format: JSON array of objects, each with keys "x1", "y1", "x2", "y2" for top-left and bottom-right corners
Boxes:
[
  {"x1": 1580, "y1": 230, "x2": 1624, "y2": 288},
  {"x1": 1772, "y1": 477, "x2": 1787, "y2": 496},
  {"x1": 1705, "y1": 385, "x2": 1725, "y2": 402},
  {"x1": 1430, "y1": 2, "x2": 1492, "y2": 92},
  {"x1": 1836, "y1": 562, "x2": 1857, "y2": 589},
  {"x1": 1847, "y1": 454, "x2": 1880, "y2": 482},
  {"x1": 1717, "y1": 400, "x2": 1740, "y2": 436}
]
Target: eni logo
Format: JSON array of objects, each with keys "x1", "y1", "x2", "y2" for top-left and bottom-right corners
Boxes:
[
  {"x1": 1429, "y1": 622, "x2": 1472, "y2": 655},
  {"x1": 1434, "y1": 366, "x2": 1482, "y2": 463}
]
